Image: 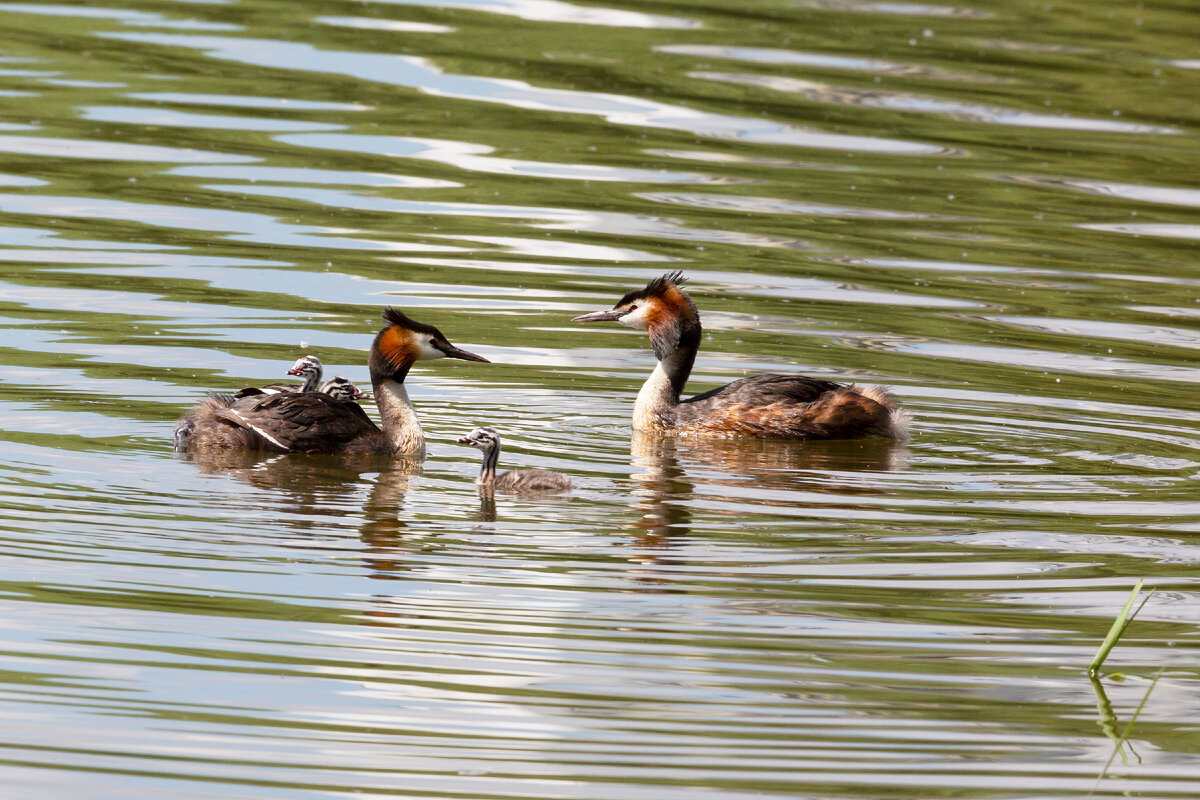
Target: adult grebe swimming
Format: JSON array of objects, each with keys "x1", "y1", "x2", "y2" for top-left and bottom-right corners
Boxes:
[
  {"x1": 173, "y1": 309, "x2": 488, "y2": 456},
  {"x1": 572, "y1": 272, "x2": 908, "y2": 440}
]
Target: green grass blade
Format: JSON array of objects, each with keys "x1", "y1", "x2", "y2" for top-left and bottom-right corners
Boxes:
[{"x1": 1089, "y1": 580, "x2": 1145, "y2": 676}]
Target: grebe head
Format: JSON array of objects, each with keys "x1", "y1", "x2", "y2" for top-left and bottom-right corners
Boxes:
[
  {"x1": 320, "y1": 376, "x2": 365, "y2": 402},
  {"x1": 369, "y1": 308, "x2": 490, "y2": 382},
  {"x1": 572, "y1": 271, "x2": 700, "y2": 359},
  {"x1": 457, "y1": 426, "x2": 500, "y2": 453},
  {"x1": 286, "y1": 355, "x2": 323, "y2": 379}
]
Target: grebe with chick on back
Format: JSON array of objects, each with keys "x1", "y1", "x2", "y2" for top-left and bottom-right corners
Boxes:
[
  {"x1": 173, "y1": 309, "x2": 488, "y2": 456},
  {"x1": 572, "y1": 272, "x2": 908, "y2": 440}
]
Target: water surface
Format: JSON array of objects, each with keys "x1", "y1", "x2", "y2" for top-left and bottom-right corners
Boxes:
[{"x1": 1, "y1": 0, "x2": 1199, "y2": 797}]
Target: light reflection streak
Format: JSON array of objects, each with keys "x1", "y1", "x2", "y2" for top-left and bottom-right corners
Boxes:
[{"x1": 102, "y1": 33, "x2": 946, "y2": 154}]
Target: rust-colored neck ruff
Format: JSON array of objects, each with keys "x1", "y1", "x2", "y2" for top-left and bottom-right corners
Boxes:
[{"x1": 372, "y1": 326, "x2": 418, "y2": 383}]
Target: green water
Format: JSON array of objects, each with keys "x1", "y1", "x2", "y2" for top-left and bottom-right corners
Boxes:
[{"x1": 0, "y1": 0, "x2": 1198, "y2": 797}]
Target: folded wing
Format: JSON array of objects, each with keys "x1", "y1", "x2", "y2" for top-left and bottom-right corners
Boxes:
[{"x1": 213, "y1": 392, "x2": 379, "y2": 453}]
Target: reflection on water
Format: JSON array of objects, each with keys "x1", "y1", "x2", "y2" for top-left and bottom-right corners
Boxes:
[
  {"x1": 184, "y1": 448, "x2": 422, "y2": 576},
  {"x1": 0, "y1": 0, "x2": 1199, "y2": 797},
  {"x1": 629, "y1": 432, "x2": 906, "y2": 542},
  {"x1": 182, "y1": 449, "x2": 417, "y2": 507}
]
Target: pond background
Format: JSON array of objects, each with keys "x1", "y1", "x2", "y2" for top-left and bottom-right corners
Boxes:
[{"x1": 1, "y1": 0, "x2": 1199, "y2": 797}]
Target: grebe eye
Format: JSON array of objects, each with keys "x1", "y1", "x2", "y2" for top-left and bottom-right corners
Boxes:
[{"x1": 629, "y1": 304, "x2": 638, "y2": 311}]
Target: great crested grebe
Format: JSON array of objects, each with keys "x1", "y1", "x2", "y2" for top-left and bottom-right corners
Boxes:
[
  {"x1": 173, "y1": 309, "x2": 488, "y2": 456},
  {"x1": 572, "y1": 272, "x2": 908, "y2": 440},
  {"x1": 234, "y1": 355, "x2": 324, "y2": 398},
  {"x1": 457, "y1": 427, "x2": 573, "y2": 492}
]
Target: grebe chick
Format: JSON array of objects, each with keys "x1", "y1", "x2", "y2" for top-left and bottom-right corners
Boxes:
[
  {"x1": 286, "y1": 355, "x2": 324, "y2": 392},
  {"x1": 572, "y1": 272, "x2": 908, "y2": 441},
  {"x1": 234, "y1": 355, "x2": 324, "y2": 399},
  {"x1": 457, "y1": 427, "x2": 572, "y2": 492},
  {"x1": 320, "y1": 376, "x2": 365, "y2": 402},
  {"x1": 174, "y1": 309, "x2": 488, "y2": 456}
]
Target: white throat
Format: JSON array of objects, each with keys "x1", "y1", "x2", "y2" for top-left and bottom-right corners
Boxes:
[
  {"x1": 633, "y1": 359, "x2": 677, "y2": 431},
  {"x1": 374, "y1": 378, "x2": 426, "y2": 457}
]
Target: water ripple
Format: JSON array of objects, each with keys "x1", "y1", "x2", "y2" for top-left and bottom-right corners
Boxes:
[
  {"x1": 0, "y1": 134, "x2": 256, "y2": 162},
  {"x1": 359, "y1": 0, "x2": 700, "y2": 29},
  {"x1": 658, "y1": 44, "x2": 993, "y2": 81},
  {"x1": 170, "y1": 164, "x2": 460, "y2": 188},
  {"x1": 798, "y1": 1, "x2": 989, "y2": 17},
  {"x1": 0, "y1": 193, "x2": 399, "y2": 250},
  {"x1": 103, "y1": 33, "x2": 946, "y2": 154},
  {"x1": 692, "y1": 72, "x2": 1179, "y2": 134},
  {"x1": 199, "y1": 182, "x2": 810, "y2": 250},
  {"x1": 80, "y1": 105, "x2": 345, "y2": 132},
  {"x1": 127, "y1": 91, "x2": 372, "y2": 112},
  {"x1": 875, "y1": 337, "x2": 1200, "y2": 383},
  {"x1": 0, "y1": 2, "x2": 242, "y2": 30},
  {"x1": 314, "y1": 16, "x2": 457, "y2": 34},
  {"x1": 279, "y1": 133, "x2": 725, "y2": 183},
  {"x1": 1008, "y1": 174, "x2": 1200, "y2": 208},
  {"x1": 1, "y1": 2, "x2": 1199, "y2": 797},
  {"x1": 1082, "y1": 222, "x2": 1200, "y2": 241},
  {"x1": 990, "y1": 316, "x2": 1200, "y2": 352},
  {"x1": 637, "y1": 190, "x2": 956, "y2": 219}
]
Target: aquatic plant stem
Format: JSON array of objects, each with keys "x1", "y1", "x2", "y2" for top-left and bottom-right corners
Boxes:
[{"x1": 1089, "y1": 579, "x2": 1153, "y2": 676}]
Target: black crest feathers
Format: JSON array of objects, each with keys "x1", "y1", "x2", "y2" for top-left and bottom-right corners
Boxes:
[
  {"x1": 618, "y1": 271, "x2": 688, "y2": 308},
  {"x1": 381, "y1": 307, "x2": 442, "y2": 338},
  {"x1": 645, "y1": 271, "x2": 687, "y2": 297}
]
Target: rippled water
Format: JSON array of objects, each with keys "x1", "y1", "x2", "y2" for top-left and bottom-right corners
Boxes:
[{"x1": 2, "y1": 0, "x2": 1199, "y2": 797}]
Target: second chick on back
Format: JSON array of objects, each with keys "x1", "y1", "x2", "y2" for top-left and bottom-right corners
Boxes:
[{"x1": 319, "y1": 376, "x2": 366, "y2": 402}]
